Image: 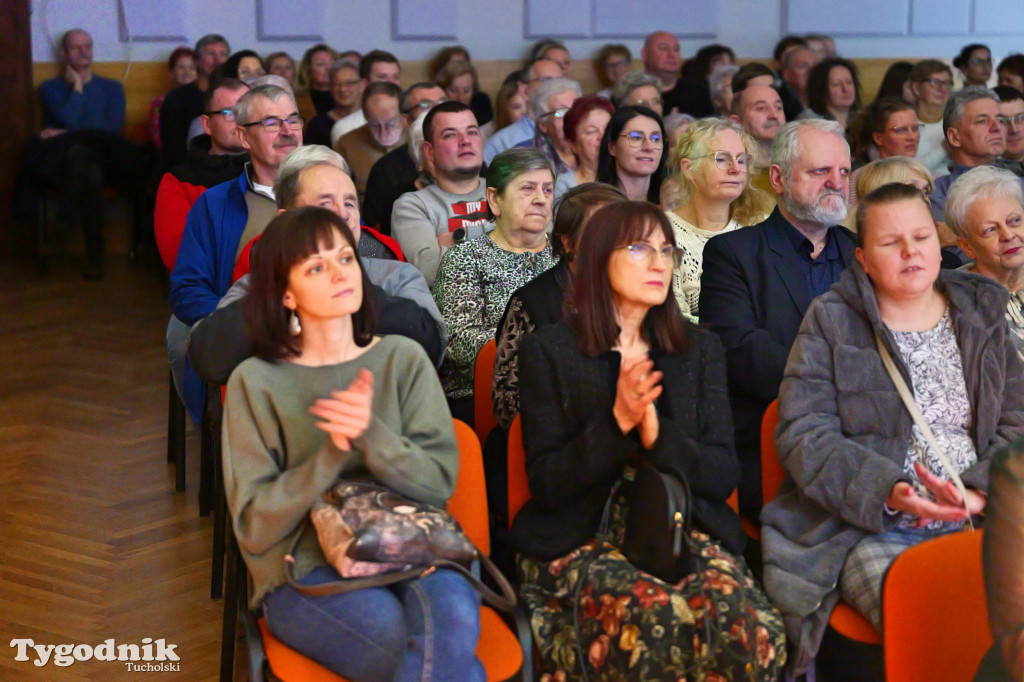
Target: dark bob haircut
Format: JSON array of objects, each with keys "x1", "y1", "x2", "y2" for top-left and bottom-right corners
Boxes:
[
  {"x1": 245, "y1": 206, "x2": 376, "y2": 361},
  {"x1": 570, "y1": 200, "x2": 689, "y2": 356},
  {"x1": 596, "y1": 105, "x2": 666, "y2": 204}
]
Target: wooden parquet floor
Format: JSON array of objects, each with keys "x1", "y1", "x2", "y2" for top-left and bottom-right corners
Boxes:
[{"x1": 0, "y1": 257, "x2": 223, "y2": 681}]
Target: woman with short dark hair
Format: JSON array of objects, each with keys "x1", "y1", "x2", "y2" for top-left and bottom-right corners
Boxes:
[{"x1": 954, "y1": 43, "x2": 993, "y2": 87}]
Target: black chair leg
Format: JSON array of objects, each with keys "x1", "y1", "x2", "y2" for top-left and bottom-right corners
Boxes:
[
  {"x1": 168, "y1": 370, "x2": 186, "y2": 491},
  {"x1": 211, "y1": 436, "x2": 226, "y2": 600},
  {"x1": 199, "y1": 387, "x2": 213, "y2": 516},
  {"x1": 220, "y1": 526, "x2": 239, "y2": 682}
]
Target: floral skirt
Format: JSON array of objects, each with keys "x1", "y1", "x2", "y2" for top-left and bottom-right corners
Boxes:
[{"x1": 518, "y1": 488, "x2": 786, "y2": 681}]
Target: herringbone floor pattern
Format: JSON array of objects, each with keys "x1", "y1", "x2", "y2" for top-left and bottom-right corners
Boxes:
[{"x1": 0, "y1": 257, "x2": 222, "y2": 681}]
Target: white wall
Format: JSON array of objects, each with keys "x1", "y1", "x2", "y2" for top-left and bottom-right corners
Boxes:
[{"x1": 30, "y1": 0, "x2": 1024, "y2": 64}]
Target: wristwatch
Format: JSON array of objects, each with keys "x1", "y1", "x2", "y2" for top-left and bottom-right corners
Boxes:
[{"x1": 452, "y1": 227, "x2": 467, "y2": 243}]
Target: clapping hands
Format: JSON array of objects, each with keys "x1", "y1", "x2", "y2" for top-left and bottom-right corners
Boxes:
[
  {"x1": 309, "y1": 368, "x2": 374, "y2": 451},
  {"x1": 612, "y1": 353, "x2": 662, "y2": 449}
]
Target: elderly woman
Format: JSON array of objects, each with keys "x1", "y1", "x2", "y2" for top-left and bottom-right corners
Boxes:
[
  {"x1": 954, "y1": 43, "x2": 993, "y2": 87},
  {"x1": 432, "y1": 148, "x2": 558, "y2": 424},
  {"x1": 910, "y1": 59, "x2": 956, "y2": 176},
  {"x1": 944, "y1": 165, "x2": 1024, "y2": 360},
  {"x1": 597, "y1": 105, "x2": 666, "y2": 203},
  {"x1": 223, "y1": 207, "x2": 483, "y2": 680},
  {"x1": 800, "y1": 57, "x2": 862, "y2": 131},
  {"x1": 667, "y1": 118, "x2": 771, "y2": 316},
  {"x1": 512, "y1": 200, "x2": 786, "y2": 681},
  {"x1": 763, "y1": 182, "x2": 1024, "y2": 677},
  {"x1": 521, "y1": 77, "x2": 582, "y2": 174},
  {"x1": 552, "y1": 95, "x2": 614, "y2": 200},
  {"x1": 612, "y1": 71, "x2": 664, "y2": 116},
  {"x1": 710, "y1": 63, "x2": 741, "y2": 117}
]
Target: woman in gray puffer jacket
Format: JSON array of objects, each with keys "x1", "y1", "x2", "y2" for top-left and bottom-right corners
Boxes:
[{"x1": 761, "y1": 182, "x2": 1024, "y2": 675}]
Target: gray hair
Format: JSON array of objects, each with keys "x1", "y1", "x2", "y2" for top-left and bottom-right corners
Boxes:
[
  {"x1": 234, "y1": 84, "x2": 297, "y2": 126},
  {"x1": 943, "y1": 85, "x2": 1000, "y2": 135},
  {"x1": 771, "y1": 118, "x2": 849, "y2": 180},
  {"x1": 245, "y1": 74, "x2": 295, "y2": 99},
  {"x1": 612, "y1": 70, "x2": 662, "y2": 108},
  {"x1": 663, "y1": 112, "x2": 696, "y2": 135},
  {"x1": 195, "y1": 33, "x2": 229, "y2": 55},
  {"x1": 274, "y1": 145, "x2": 351, "y2": 209},
  {"x1": 709, "y1": 64, "x2": 740, "y2": 103},
  {"x1": 329, "y1": 59, "x2": 359, "y2": 82},
  {"x1": 485, "y1": 148, "x2": 555, "y2": 221},
  {"x1": 529, "y1": 77, "x2": 583, "y2": 120},
  {"x1": 943, "y1": 165, "x2": 1024, "y2": 239}
]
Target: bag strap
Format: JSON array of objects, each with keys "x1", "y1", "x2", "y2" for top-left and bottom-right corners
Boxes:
[
  {"x1": 874, "y1": 332, "x2": 974, "y2": 530},
  {"x1": 282, "y1": 521, "x2": 518, "y2": 612}
]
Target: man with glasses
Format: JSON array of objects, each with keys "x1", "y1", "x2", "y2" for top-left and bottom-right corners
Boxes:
[
  {"x1": 334, "y1": 82, "x2": 408, "y2": 202},
  {"x1": 700, "y1": 119, "x2": 857, "y2": 517},
  {"x1": 161, "y1": 34, "x2": 231, "y2": 169},
  {"x1": 393, "y1": 101, "x2": 492, "y2": 286},
  {"x1": 995, "y1": 85, "x2": 1024, "y2": 178},
  {"x1": 516, "y1": 77, "x2": 582, "y2": 174},
  {"x1": 484, "y1": 58, "x2": 563, "y2": 163},
  {"x1": 330, "y1": 50, "x2": 403, "y2": 142}
]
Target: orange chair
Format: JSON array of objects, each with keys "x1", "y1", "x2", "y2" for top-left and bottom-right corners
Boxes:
[
  {"x1": 761, "y1": 399, "x2": 883, "y2": 646},
  {"x1": 474, "y1": 339, "x2": 499, "y2": 445},
  {"x1": 230, "y1": 420, "x2": 530, "y2": 682},
  {"x1": 507, "y1": 414, "x2": 531, "y2": 528},
  {"x1": 883, "y1": 529, "x2": 990, "y2": 682}
]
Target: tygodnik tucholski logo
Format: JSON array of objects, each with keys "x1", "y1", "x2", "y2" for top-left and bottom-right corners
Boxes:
[{"x1": 10, "y1": 638, "x2": 181, "y2": 671}]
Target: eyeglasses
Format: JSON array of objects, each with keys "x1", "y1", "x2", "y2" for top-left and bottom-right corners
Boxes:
[
  {"x1": 923, "y1": 78, "x2": 954, "y2": 90},
  {"x1": 617, "y1": 243, "x2": 683, "y2": 269},
  {"x1": 540, "y1": 107, "x2": 569, "y2": 120},
  {"x1": 401, "y1": 98, "x2": 447, "y2": 115},
  {"x1": 969, "y1": 58, "x2": 992, "y2": 67},
  {"x1": 696, "y1": 150, "x2": 753, "y2": 171},
  {"x1": 204, "y1": 108, "x2": 236, "y2": 121},
  {"x1": 368, "y1": 115, "x2": 405, "y2": 134},
  {"x1": 887, "y1": 124, "x2": 921, "y2": 135},
  {"x1": 620, "y1": 131, "x2": 663, "y2": 148},
  {"x1": 240, "y1": 115, "x2": 303, "y2": 132},
  {"x1": 998, "y1": 113, "x2": 1024, "y2": 127}
]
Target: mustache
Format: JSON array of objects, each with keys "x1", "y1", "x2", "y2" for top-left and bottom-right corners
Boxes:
[{"x1": 274, "y1": 135, "x2": 299, "y2": 148}]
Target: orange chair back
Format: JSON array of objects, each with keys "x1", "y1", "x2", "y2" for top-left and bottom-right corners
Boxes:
[
  {"x1": 507, "y1": 414, "x2": 531, "y2": 528},
  {"x1": 473, "y1": 339, "x2": 498, "y2": 444},
  {"x1": 761, "y1": 399, "x2": 785, "y2": 505},
  {"x1": 883, "y1": 529, "x2": 990, "y2": 681},
  {"x1": 449, "y1": 419, "x2": 490, "y2": 555}
]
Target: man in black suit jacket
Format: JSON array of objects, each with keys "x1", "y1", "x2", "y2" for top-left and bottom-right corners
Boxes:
[{"x1": 700, "y1": 119, "x2": 857, "y2": 516}]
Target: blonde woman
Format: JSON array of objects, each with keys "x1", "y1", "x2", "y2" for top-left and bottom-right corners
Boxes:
[{"x1": 667, "y1": 118, "x2": 771, "y2": 316}]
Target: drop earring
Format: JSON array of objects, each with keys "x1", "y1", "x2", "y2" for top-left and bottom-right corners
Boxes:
[{"x1": 289, "y1": 310, "x2": 302, "y2": 336}]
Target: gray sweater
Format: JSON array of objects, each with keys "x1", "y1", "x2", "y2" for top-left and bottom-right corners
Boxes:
[
  {"x1": 222, "y1": 336, "x2": 458, "y2": 607},
  {"x1": 392, "y1": 182, "x2": 494, "y2": 287},
  {"x1": 761, "y1": 264, "x2": 1024, "y2": 674}
]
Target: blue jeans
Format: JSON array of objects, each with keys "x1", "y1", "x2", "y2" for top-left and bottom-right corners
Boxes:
[{"x1": 263, "y1": 566, "x2": 485, "y2": 682}]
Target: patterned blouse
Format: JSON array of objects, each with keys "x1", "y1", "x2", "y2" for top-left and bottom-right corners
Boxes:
[
  {"x1": 891, "y1": 308, "x2": 977, "y2": 531},
  {"x1": 666, "y1": 211, "x2": 740, "y2": 317},
  {"x1": 1008, "y1": 290, "x2": 1024, "y2": 363},
  {"x1": 432, "y1": 234, "x2": 558, "y2": 399}
]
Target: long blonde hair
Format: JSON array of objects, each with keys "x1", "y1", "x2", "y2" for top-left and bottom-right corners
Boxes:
[{"x1": 669, "y1": 117, "x2": 771, "y2": 225}]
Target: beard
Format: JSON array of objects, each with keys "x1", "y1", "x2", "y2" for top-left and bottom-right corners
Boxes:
[{"x1": 784, "y1": 188, "x2": 848, "y2": 226}]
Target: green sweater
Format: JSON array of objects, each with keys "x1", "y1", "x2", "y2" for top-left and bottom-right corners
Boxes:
[{"x1": 222, "y1": 335, "x2": 458, "y2": 607}]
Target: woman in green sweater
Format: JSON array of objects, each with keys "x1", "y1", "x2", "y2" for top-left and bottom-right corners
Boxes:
[{"x1": 222, "y1": 206, "x2": 484, "y2": 681}]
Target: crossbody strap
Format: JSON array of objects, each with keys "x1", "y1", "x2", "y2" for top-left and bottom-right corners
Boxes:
[{"x1": 875, "y1": 332, "x2": 974, "y2": 530}]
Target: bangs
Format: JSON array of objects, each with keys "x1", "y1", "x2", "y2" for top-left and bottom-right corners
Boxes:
[
  {"x1": 279, "y1": 219, "x2": 344, "y2": 271},
  {"x1": 614, "y1": 206, "x2": 675, "y2": 248}
]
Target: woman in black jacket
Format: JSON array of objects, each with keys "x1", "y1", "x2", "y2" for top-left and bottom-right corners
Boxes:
[{"x1": 511, "y1": 200, "x2": 784, "y2": 681}]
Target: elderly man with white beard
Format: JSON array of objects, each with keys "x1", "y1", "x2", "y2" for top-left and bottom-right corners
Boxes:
[{"x1": 700, "y1": 118, "x2": 858, "y2": 517}]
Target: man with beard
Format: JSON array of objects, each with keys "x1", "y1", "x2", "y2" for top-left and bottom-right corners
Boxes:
[
  {"x1": 731, "y1": 83, "x2": 786, "y2": 202},
  {"x1": 700, "y1": 119, "x2": 857, "y2": 517},
  {"x1": 393, "y1": 101, "x2": 493, "y2": 285},
  {"x1": 334, "y1": 81, "x2": 408, "y2": 201}
]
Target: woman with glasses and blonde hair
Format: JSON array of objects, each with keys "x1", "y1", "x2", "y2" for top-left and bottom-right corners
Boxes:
[
  {"x1": 910, "y1": 60, "x2": 956, "y2": 176},
  {"x1": 666, "y1": 118, "x2": 771, "y2": 316}
]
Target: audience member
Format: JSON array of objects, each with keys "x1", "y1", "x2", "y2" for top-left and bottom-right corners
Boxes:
[
  {"x1": 730, "y1": 83, "x2": 786, "y2": 198},
  {"x1": 762, "y1": 181, "x2": 1024, "y2": 677},
  {"x1": 998, "y1": 54, "x2": 1024, "y2": 92},
  {"x1": 846, "y1": 155, "x2": 938, "y2": 238},
  {"x1": 428, "y1": 45, "x2": 492, "y2": 125},
  {"x1": 910, "y1": 59, "x2": 956, "y2": 175},
  {"x1": 294, "y1": 43, "x2": 338, "y2": 118},
  {"x1": 553, "y1": 95, "x2": 614, "y2": 199},
  {"x1": 778, "y1": 45, "x2": 819, "y2": 121},
  {"x1": 668, "y1": 118, "x2": 772, "y2": 316},
  {"x1": 641, "y1": 31, "x2": 714, "y2": 116},
  {"x1": 849, "y1": 97, "x2": 920, "y2": 170},
  {"x1": 511, "y1": 200, "x2": 786, "y2": 681},
  {"x1": 801, "y1": 57, "x2": 861, "y2": 131},
  {"x1": 393, "y1": 101, "x2": 491, "y2": 286},
  {"x1": 996, "y1": 85, "x2": 1024, "y2": 176},
  {"x1": 221, "y1": 50, "x2": 264, "y2": 81},
  {"x1": 709, "y1": 63, "x2": 740, "y2": 117},
  {"x1": 874, "y1": 60, "x2": 916, "y2": 103},
  {"x1": 594, "y1": 43, "x2": 632, "y2": 98},
  {"x1": 519, "y1": 77, "x2": 582, "y2": 173},
  {"x1": 596, "y1": 105, "x2": 666, "y2": 203},
  {"x1": 805, "y1": 32, "x2": 836, "y2": 59},
  {"x1": 612, "y1": 70, "x2": 664, "y2": 116},
  {"x1": 330, "y1": 50, "x2": 403, "y2": 142},
  {"x1": 160, "y1": 34, "x2": 230, "y2": 168},
  {"x1": 700, "y1": 119, "x2": 856, "y2": 515},
  {"x1": 487, "y1": 71, "x2": 528, "y2": 138},
  {"x1": 929, "y1": 86, "x2": 1006, "y2": 227},
  {"x1": 484, "y1": 58, "x2": 562, "y2": 163},
  {"x1": 304, "y1": 60, "x2": 360, "y2": 147},
  {"x1": 263, "y1": 51, "x2": 295, "y2": 84},
  {"x1": 432, "y1": 148, "x2": 557, "y2": 424},
  {"x1": 36, "y1": 28, "x2": 133, "y2": 279},
  {"x1": 334, "y1": 81, "x2": 407, "y2": 201},
  {"x1": 954, "y1": 43, "x2": 993, "y2": 87},
  {"x1": 772, "y1": 35, "x2": 809, "y2": 73},
  {"x1": 221, "y1": 206, "x2": 482, "y2": 682},
  {"x1": 683, "y1": 43, "x2": 735, "y2": 85},
  {"x1": 149, "y1": 46, "x2": 196, "y2": 150},
  {"x1": 944, "y1": 166, "x2": 1024, "y2": 360},
  {"x1": 529, "y1": 39, "x2": 572, "y2": 77},
  {"x1": 189, "y1": 145, "x2": 446, "y2": 384},
  {"x1": 733, "y1": 62, "x2": 776, "y2": 94}
]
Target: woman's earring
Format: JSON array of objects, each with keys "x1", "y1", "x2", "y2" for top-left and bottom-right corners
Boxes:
[{"x1": 289, "y1": 310, "x2": 302, "y2": 336}]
